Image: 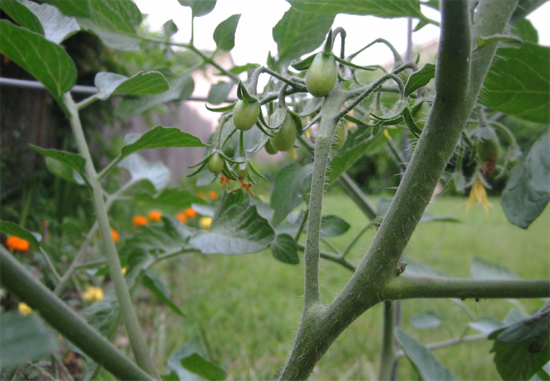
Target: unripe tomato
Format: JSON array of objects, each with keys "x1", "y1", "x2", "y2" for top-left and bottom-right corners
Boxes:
[
  {"x1": 270, "y1": 114, "x2": 297, "y2": 152},
  {"x1": 264, "y1": 139, "x2": 278, "y2": 155},
  {"x1": 233, "y1": 100, "x2": 260, "y2": 131},
  {"x1": 233, "y1": 163, "x2": 249, "y2": 179},
  {"x1": 207, "y1": 153, "x2": 224, "y2": 175},
  {"x1": 306, "y1": 52, "x2": 337, "y2": 98},
  {"x1": 332, "y1": 122, "x2": 347, "y2": 150}
]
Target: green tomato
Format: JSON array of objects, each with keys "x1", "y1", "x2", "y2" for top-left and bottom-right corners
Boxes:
[
  {"x1": 306, "y1": 52, "x2": 337, "y2": 98},
  {"x1": 270, "y1": 113, "x2": 297, "y2": 152},
  {"x1": 233, "y1": 99, "x2": 260, "y2": 131},
  {"x1": 331, "y1": 122, "x2": 347, "y2": 150},
  {"x1": 233, "y1": 163, "x2": 249, "y2": 179},
  {"x1": 264, "y1": 139, "x2": 278, "y2": 155},
  {"x1": 207, "y1": 153, "x2": 224, "y2": 175}
]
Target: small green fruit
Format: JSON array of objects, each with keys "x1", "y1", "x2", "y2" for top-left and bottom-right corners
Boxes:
[
  {"x1": 234, "y1": 162, "x2": 249, "y2": 179},
  {"x1": 270, "y1": 114, "x2": 297, "y2": 152},
  {"x1": 207, "y1": 153, "x2": 224, "y2": 175},
  {"x1": 233, "y1": 99, "x2": 260, "y2": 131},
  {"x1": 306, "y1": 52, "x2": 337, "y2": 98},
  {"x1": 264, "y1": 139, "x2": 278, "y2": 155}
]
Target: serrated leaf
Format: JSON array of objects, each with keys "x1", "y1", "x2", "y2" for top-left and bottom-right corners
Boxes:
[
  {"x1": 119, "y1": 154, "x2": 171, "y2": 191},
  {"x1": 116, "y1": 76, "x2": 195, "y2": 117},
  {"x1": 142, "y1": 270, "x2": 185, "y2": 318},
  {"x1": 410, "y1": 311, "x2": 443, "y2": 329},
  {"x1": 213, "y1": 14, "x2": 241, "y2": 51},
  {"x1": 120, "y1": 126, "x2": 206, "y2": 160},
  {"x1": 480, "y1": 42, "x2": 550, "y2": 124},
  {"x1": 94, "y1": 71, "x2": 169, "y2": 100},
  {"x1": 501, "y1": 130, "x2": 550, "y2": 229},
  {"x1": 177, "y1": 0, "x2": 216, "y2": 17},
  {"x1": 405, "y1": 63, "x2": 435, "y2": 96},
  {"x1": 17, "y1": 0, "x2": 79, "y2": 43},
  {"x1": 271, "y1": 233, "x2": 299, "y2": 264},
  {"x1": 395, "y1": 328, "x2": 455, "y2": 381},
  {"x1": 273, "y1": 7, "x2": 335, "y2": 64},
  {"x1": 168, "y1": 339, "x2": 226, "y2": 380},
  {"x1": 471, "y1": 257, "x2": 520, "y2": 280},
  {"x1": 287, "y1": 0, "x2": 425, "y2": 19},
  {"x1": 468, "y1": 317, "x2": 504, "y2": 334},
  {"x1": 0, "y1": 20, "x2": 76, "y2": 100},
  {"x1": 0, "y1": 220, "x2": 41, "y2": 248},
  {"x1": 137, "y1": 188, "x2": 207, "y2": 208},
  {"x1": 190, "y1": 192, "x2": 275, "y2": 254},
  {"x1": 271, "y1": 162, "x2": 313, "y2": 226},
  {"x1": 207, "y1": 81, "x2": 234, "y2": 105},
  {"x1": 0, "y1": 312, "x2": 58, "y2": 369},
  {"x1": 163, "y1": 19, "x2": 178, "y2": 37}
]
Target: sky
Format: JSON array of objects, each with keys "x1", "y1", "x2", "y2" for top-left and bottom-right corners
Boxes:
[{"x1": 134, "y1": 0, "x2": 550, "y2": 67}]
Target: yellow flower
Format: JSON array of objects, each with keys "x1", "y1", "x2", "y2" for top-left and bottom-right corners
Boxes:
[
  {"x1": 122, "y1": 266, "x2": 128, "y2": 275},
  {"x1": 466, "y1": 178, "x2": 493, "y2": 216},
  {"x1": 82, "y1": 286, "x2": 104, "y2": 302},
  {"x1": 18, "y1": 302, "x2": 32, "y2": 316},
  {"x1": 199, "y1": 217, "x2": 212, "y2": 230}
]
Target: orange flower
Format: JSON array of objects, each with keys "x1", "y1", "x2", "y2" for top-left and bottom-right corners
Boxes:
[
  {"x1": 175, "y1": 213, "x2": 187, "y2": 223},
  {"x1": 110, "y1": 228, "x2": 120, "y2": 243},
  {"x1": 148, "y1": 210, "x2": 163, "y2": 222},
  {"x1": 184, "y1": 208, "x2": 198, "y2": 219},
  {"x1": 132, "y1": 215, "x2": 148, "y2": 227},
  {"x1": 196, "y1": 191, "x2": 206, "y2": 199},
  {"x1": 6, "y1": 236, "x2": 30, "y2": 252},
  {"x1": 207, "y1": 190, "x2": 219, "y2": 200}
]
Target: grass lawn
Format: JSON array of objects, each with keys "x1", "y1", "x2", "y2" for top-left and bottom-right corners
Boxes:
[{"x1": 131, "y1": 193, "x2": 549, "y2": 380}]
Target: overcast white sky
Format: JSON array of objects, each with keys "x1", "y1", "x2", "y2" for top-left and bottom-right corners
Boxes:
[{"x1": 135, "y1": 0, "x2": 550, "y2": 67}]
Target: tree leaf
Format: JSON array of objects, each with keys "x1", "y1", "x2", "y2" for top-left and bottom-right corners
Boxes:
[
  {"x1": 270, "y1": 162, "x2": 313, "y2": 226},
  {"x1": 213, "y1": 14, "x2": 241, "y2": 51},
  {"x1": 272, "y1": 7, "x2": 335, "y2": 64},
  {"x1": 190, "y1": 192, "x2": 275, "y2": 254},
  {"x1": 163, "y1": 19, "x2": 178, "y2": 37},
  {"x1": 470, "y1": 257, "x2": 519, "y2": 280},
  {"x1": 120, "y1": 126, "x2": 207, "y2": 159},
  {"x1": 94, "y1": 71, "x2": 169, "y2": 100},
  {"x1": 480, "y1": 42, "x2": 550, "y2": 124},
  {"x1": 29, "y1": 145, "x2": 85, "y2": 173},
  {"x1": 207, "y1": 81, "x2": 234, "y2": 105},
  {"x1": 0, "y1": 0, "x2": 44, "y2": 35},
  {"x1": 168, "y1": 339, "x2": 226, "y2": 380},
  {"x1": 395, "y1": 327, "x2": 455, "y2": 381},
  {"x1": 489, "y1": 304, "x2": 550, "y2": 381},
  {"x1": 287, "y1": 0, "x2": 425, "y2": 19},
  {"x1": 116, "y1": 76, "x2": 195, "y2": 117},
  {"x1": 0, "y1": 312, "x2": 58, "y2": 370},
  {"x1": 0, "y1": 220, "x2": 41, "y2": 248},
  {"x1": 410, "y1": 311, "x2": 443, "y2": 329},
  {"x1": 501, "y1": 130, "x2": 550, "y2": 229},
  {"x1": 405, "y1": 63, "x2": 435, "y2": 96},
  {"x1": 271, "y1": 233, "x2": 299, "y2": 265},
  {"x1": 16, "y1": 0, "x2": 79, "y2": 43},
  {"x1": 177, "y1": 0, "x2": 216, "y2": 18},
  {"x1": 142, "y1": 270, "x2": 185, "y2": 318},
  {"x1": 0, "y1": 20, "x2": 76, "y2": 100},
  {"x1": 136, "y1": 188, "x2": 207, "y2": 208},
  {"x1": 118, "y1": 154, "x2": 171, "y2": 191}
]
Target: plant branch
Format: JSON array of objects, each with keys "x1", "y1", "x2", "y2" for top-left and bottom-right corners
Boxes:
[
  {"x1": 341, "y1": 222, "x2": 375, "y2": 258},
  {"x1": 394, "y1": 333, "x2": 488, "y2": 359},
  {"x1": 384, "y1": 274, "x2": 550, "y2": 300},
  {"x1": 337, "y1": 174, "x2": 378, "y2": 220},
  {"x1": 297, "y1": 243, "x2": 357, "y2": 272},
  {"x1": 39, "y1": 247, "x2": 61, "y2": 282},
  {"x1": 61, "y1": 93, "x2": 159, "y2": 379},
  {"x1": 378, "y1": 301, "x2": 395, "y2": 380},
  {"x1": 0, "y1": 246, "x2": 154, "y2": 381}
]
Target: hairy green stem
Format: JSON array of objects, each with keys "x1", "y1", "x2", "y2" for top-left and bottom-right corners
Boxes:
[
  {"x1": 61, "y1": 93, "x2": 159, "y2": 379},
  {"x1": 378, "y1": 301, "x2": 395, "y2": 381},
  {"x1": 0, "y1": 247, "x2": 153, "y2": 381}
]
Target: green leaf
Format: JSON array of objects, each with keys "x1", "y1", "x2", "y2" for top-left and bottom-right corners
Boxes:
[
  {"x1": 505, "y1": 308, "x2": 528, "y2": 326},
  {"x1": 511, "y1": 19, "x2": 538, "y2": 44},
  {"x1": 270, "y1": 162, "x2": 314, "y2": 226},
  {"x1": 207, "y1": 81, "x2": 234, "y2": 105},
  {"x1": 213, "y1": 14, "x2": 241, "y2": 51},
  {"x1": 510, "y1": 0, "x2": 548, "y2": 24},
  {"x1": 163, "y1": 19, "x2": 178, "y2": 37},
  {"x1": 44, "y1": 156, "x2": 79, "y2": 183},
  {"x1": 489, "y1": 305, "x2": 550, "y2": 381},
  {"x1": 305, "y1": 215, "x2": 350, "y2": 237},
  {"x1": 271, "y1": 233, "x2": 299, "y2": 265},
  {"x1": 0, "y1": 220, "x2": 41, "y2": 248},
  {"x1": 94, "y1": 71, "x2": 169, "y2": 100},
  {"x1": 119, "y1": 154, "x2": 171, "y2": 191},
  {"x1": 177, "y1": 0, "x2": 216, "y2": 17},
  {"x1": 120, "y1": 126, "x2": 207, "y2": 159},
  {"x1": 29, "y1": 144, "x2": 85, "y2": 174},
  {"x1": 403, "y1": 258, "x2": 447, "y2": 277},
  {"x1": 41, "y1": 0, "x2": 90, "y2": 18},
  {"x1": 468, "y1": 317, "x2": 505, "y2": 334},
  {"x1": 116, "y1": 76, "x2": 195, "y2": 117},
  {"x1": 0, "y1": 20, "x2": 77, "y2": 100},
  {"x1": 476, "y1": 34, "x2": 523, "y2": 50},
  {"x1": 142, "y1": 270, "x2": 186, "y2": 318},
  {"x1": 272, "y1": 7, "x2": 335, "y2": 64},
  {"x1": 168, "y1": 339, "x2": 226, "y2": 380},
  {"x1": 0, "y1": 312, "x2": 58, "y2": 370},
  {"x1": 0, "y1": 0, "x2": 43, "y2": 35},
  {"x1": 229, "y1": 63, "x2": 260, "y2": 75},
  {"x1": 17, "y1": 0, "x2": 79, "y2": 43},
  {"x1": 405, "y1": 63, "x2": 435, "y2": 96},
  {"x1": 190, "y1": 192, "x2": 275, "y2": 255},
  {"x1": 410, "y1": 311, "x2": 443, "y2": 329},
  {"x1": 501, "y1": 130, "x2": 550, "y2": 229},
  {"x1": 480, "y1": 42, "x2": 550, "y2": 124},
  {"x1": 376, "y1": 197, "x2": 460, "y2": 226},
  {"x1": 77, "y1": 18, "x2": 140, "y2": 51},
  {"x1": 287, "y1": 0, "x2": 425, "y2": 19},
  {"x1": 395, "y1": 328, "x2": 455, "y2": 381},
  {"x1": 136, "y1": 188, "x2": 207, "y2": 208},
  {"x1": 470, "y1": 257, "x2": 519, "y2": 280}
]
